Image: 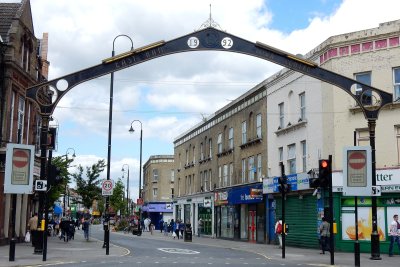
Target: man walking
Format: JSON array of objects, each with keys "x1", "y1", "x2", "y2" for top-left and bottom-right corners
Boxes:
[
  {"x1": 319, "y1": 217, "x2": 330, "y2": 254},
  {"x1": 389, "y1": 214, "x2": 400, "y2": 257},
  {"x1": 27, "y1": 213, "x2": 38, "y2": 246}
]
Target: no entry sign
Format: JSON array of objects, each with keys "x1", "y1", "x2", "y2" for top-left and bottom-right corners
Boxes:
[
  {"x1": 13, "y1": 149, "x2": 29, "y2": 168},
  {"x1": 342, "y1": 146, "x2": 372, "y2": 196},
  {"x1": 348, "y1": 151, "x2": 366, "y2": 170}
]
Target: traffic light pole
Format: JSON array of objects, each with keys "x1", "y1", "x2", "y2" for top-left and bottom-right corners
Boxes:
[
  {"x1": 279, "y1": 162, "x2": 286, "y2": 259},
  {"x1": 328, "y1": 155, "x2": 334, "y2": 265}
]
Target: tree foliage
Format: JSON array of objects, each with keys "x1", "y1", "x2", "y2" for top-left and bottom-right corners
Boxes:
[
  {"x1": 72, "y1": 159, "x2": 106, "y2": 209},
  {"x1": 48, "y1": 155, "x2": 74, "y2": 206},
  {"x1": 109, "y1": 179, "x2": 126, "y2": 216}
]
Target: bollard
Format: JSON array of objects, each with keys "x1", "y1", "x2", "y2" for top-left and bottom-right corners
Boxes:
[{"x1": 9, "y1": 238, "x2": 16, "y2": 261}]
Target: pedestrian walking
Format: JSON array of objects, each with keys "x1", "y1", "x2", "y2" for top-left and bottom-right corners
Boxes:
[
  {"x1": 82, "y1": 219, "x2": 90, "y2": 241},
  {"x1": 163, "y1": 221, "x2": 168, "y2": 236},
  {"x1": 159, "y1": 218, "x2": 164, "y2": 233},
  {"x1": 174, "y1": 220, "x2": 180, "y2": 239},
  {"x1": 275, "y1": 218, "x2": 283, "y2": 248},
  {"x1": 389, "y1": 214, "x2": 400, "y2": 257},
  {"x1": 27, "y1": 213, "x2": 38, "y2": 246},
  {"x1": 179, "y1": 220, "x2": 185, "y2": 239},
  {"x1": 319, "y1": 217, "x2": 330, "y2": 254}
]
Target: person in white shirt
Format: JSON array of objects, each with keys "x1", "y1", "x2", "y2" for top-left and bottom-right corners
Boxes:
[{"x1": 389, "y1": 214, "x2": 400, "y2": 257}]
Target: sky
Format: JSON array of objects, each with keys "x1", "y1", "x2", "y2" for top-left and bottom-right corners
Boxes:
[{"x1": 14, "y1": 0, "x2": 400, "y2": 202}]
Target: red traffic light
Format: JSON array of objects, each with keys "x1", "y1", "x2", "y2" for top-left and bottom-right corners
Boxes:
[{"x1": 320, "y1": 160, "x2": 329, "y2": 169}]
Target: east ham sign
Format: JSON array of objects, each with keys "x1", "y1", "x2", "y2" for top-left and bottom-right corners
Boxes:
[{"x1": 26, "y1": 25, "x2": 392, "y2": 119}]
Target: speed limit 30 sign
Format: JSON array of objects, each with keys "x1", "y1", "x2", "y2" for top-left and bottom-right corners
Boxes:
[{"x1": 102, "y1": 180, "x2": 114, "y2": 196}]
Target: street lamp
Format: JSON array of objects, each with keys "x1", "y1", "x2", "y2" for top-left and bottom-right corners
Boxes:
[
  {"x1": 121, "y1": 164, "x2": 130, "y2": 216},
  {"x1": 129, "y1": 119, "x2": 142, "y2": 233},
  {"x1": 104, "y1": 34, "x2": 133, "y2": 255},
  {"x1": 63, "y1": 148, "x2": 75, "y2": 217}
]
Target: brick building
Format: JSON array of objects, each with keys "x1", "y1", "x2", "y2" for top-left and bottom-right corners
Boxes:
[{"x1": 0, "y1": 0, "x2": 48, "y2": 244}]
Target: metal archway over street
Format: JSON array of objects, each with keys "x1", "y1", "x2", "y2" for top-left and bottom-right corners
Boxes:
[{"x1": 26, "y1": 26, "x2": 392, "y2": 119}]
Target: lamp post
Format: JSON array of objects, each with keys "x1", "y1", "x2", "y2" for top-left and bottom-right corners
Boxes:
[
  {"x1": 63, "y1": 148, "x2": 75, "y2": 217},
  {"x1": 104, "y1": 35, "x2": 133, "y2": 255},
  {"x1": 129, "y1": 120, "x2": 142, "y2": 233},
  {"x1": 121, "y1": 164, "x2": 130, "y2": 216}
]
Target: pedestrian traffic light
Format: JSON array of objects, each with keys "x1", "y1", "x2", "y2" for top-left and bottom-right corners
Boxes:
[
  {"x1": 309, "y1": 177, "x2": 321, "y2": 188},
  {"x1": 319, "y1": 159, "x2": 331, "y2": 188},
  {"x1": 48, "y1": 163, "x2": 62, "y2": 186}
]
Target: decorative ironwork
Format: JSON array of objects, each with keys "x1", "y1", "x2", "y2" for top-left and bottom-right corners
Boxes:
[{"x1": 198, "y1": 4, "x2": 223, "y2": 30}]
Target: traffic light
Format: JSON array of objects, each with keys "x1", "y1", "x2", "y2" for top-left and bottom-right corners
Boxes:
[
  {"x1": 319, "y1": 159, "x2": 331, "y2": 188},
  {"x1": 309, "y1": 177, "x2": 321, "y2": 188},
  {"x1": 278, "y1": 175, "x2": 291, "y2": 193},
  {"x1": 48, "y1": 163, "x2": 62, "y2": 186}
]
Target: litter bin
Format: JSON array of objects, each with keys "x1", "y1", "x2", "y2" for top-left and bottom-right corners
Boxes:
[
  {"x1": 31, "y1": 230, "x2": 44, "y2": 254},
  {"x1": 184, "y1": 223, "x2": 192, "y2": 242}
]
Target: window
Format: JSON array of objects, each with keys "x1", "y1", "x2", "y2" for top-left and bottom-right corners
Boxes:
[
  {"x1": 229, "y1": 163, "x2": 233, "y2": 186},
  {"x1": 228, "y1": 127, "x2": 234, "y2": 149},
  {"x1": 396, "y1": 126, "x2": 400, "y2": 165},
  {"x1": 217, "y1": 133, "x2": 222, "y2": 153},
  {"x1": 209, "y1": 169, "x2": 212, "y2": 191},
  {"x1": 218, "y1": 166, "x2": 222, "y2": 187},
  {"x1": 241, "y1": 121, "x2": 247, "y2": 144},
  {"x1": 248, "y1": 156, "x2": 255, "y2": 182},
  {"x1": 35, "y1": 117, "x2": 41, "y2": 154},
  {"x1": 278, "y1": 147, "x2": 283, "y2": 163},
  {"x1": 223, "y1": 164, "x2": 228, "y2": 186},
  {"x1": 301, "y1": 141, "x2": 307, "y2": 172},
  {"x1": 209, "y1": 138, "x2": 212, "y2": 159},
  {"x1": 204, "y1": 170, "x2": 208, "y2": 192},
  {"x1": 256, "y1": 113, "x2": 262, "y2": 138},
  {"x1": 193, "y1": 146, "x2": 195, "y2": 163},
  {"x1": 299, "y1": 93, "x2": 306, "y2": 121},
  {"x1": 153, "y1": 169, "x2": 159, "y2": 181},
  {"x1": 17, "y1": 97, "x2": 25, "y2": 144},
  {"x1": 186, "y1": 149, "x2": 189, "y2": 165},
  {"x1": 153, "y1": 188, "x2": 158, "y2": 198},
  {"x1": 171, "y1": 169, "x2": 175, "y2": 182},
  {"x1": 171, "y1": 188, "x2": 174, "y2": 199},
  {"x1": 287, "y1": 144, "x2": 296, "y2": 174},
  {"x1": 9, "y1": 92, "x2": 15, "y2": 142},
  {"x1": 356, "y1": 129, "x2": 370, "y2": 146},
  {"x1": 241, "y1": 159, "x2": 246, "y2": 183},
  {"x1": 188, "y1": 175, "x2": 192, "y2": 194},
  {"x1": 279, "y1": 102, "x2": 284, "y2": 129},
  {"x1": 393, "y1": 68, "x2": 400, "y2": 101},
  {"x1": 200, "y1": 142, "x2": 204, "y2": 160},
  {"x1": 257, "y1": 154, "x2": 262, "y2": 180},
  {"x1": 355, "y1": 72, "x2": 372, "y2": 105}
]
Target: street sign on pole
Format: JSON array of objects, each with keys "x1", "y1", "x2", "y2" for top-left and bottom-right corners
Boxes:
[
  {"x1": 35, "y1": 180, "x2": 47, "y2": 191},
  {"x1": 102, "y1": 180, "x2": 114, "y2": 196},
  {"x1": 342, "y1": 146, "x2": 372, "y2": 196}
]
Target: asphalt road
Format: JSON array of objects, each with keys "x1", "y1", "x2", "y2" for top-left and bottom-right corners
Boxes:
[{"x1": 62, "y1": 225, "x2": 304, "y2": 267}]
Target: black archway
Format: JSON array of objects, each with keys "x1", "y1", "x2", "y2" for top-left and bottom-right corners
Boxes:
[{"x1": 27, "y1": 26, "x2": 391, "y2": 260}]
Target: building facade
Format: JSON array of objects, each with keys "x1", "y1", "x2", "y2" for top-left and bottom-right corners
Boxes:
[
  {"x1": 174, "y1": 86, "x2": 267, "y2": 240},
  {"x1": 0, "y1": 0, "x2": 48, "y2": 244},
  {"x1": 142, "y1": 155, "x2": 174, "y2": 228},
  {"x1": 264, "y1": 19, "x2": 400, "y2": 252},
  {"x1": 173, "y1": 19, "x2": 400, "y2": 253}
]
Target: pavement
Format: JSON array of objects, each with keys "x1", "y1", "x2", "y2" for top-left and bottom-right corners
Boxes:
[{"x1": 1, "y1": 226, "x2": 399, "y2": 267}]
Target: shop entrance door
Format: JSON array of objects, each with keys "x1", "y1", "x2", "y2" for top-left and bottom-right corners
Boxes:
[{"x1": 248, "y1": 210, "x2": 256, "y2": 243}]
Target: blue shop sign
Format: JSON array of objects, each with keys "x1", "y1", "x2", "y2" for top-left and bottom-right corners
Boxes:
[
  {"x1": 263, "y1": 173, "x2": 310, "y2": 194},
  {"x1": 229, "y1": 183, "x2": 263, "y2": 205}
]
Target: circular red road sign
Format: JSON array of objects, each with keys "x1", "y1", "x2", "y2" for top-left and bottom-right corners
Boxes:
[
  {"x1": 348, "y1": 151, "x2": 366, "y2": 170},
  {"x1": 102, "y1": 180, "x2": 113, "y2": 191},
  {"x1": 13, "y1": 149, "x2": 29, "y2": 168}
]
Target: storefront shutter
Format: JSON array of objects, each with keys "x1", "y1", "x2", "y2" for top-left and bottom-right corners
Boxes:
[{"x1": 276, "y1": 194, "x2": 319, "y2": 248}]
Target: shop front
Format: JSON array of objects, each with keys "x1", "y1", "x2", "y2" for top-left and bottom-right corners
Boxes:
[
  {"x1": 215, "y1": 183, "x2": 264, "y2": 243},
  {"x1": 141, "y1": 202, "x2": 173, "y2": 230}
]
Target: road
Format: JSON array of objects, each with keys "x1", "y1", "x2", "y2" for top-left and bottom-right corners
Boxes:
[{"x1": 64, "y1": 224, "x2": 302, "y2": 267}]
